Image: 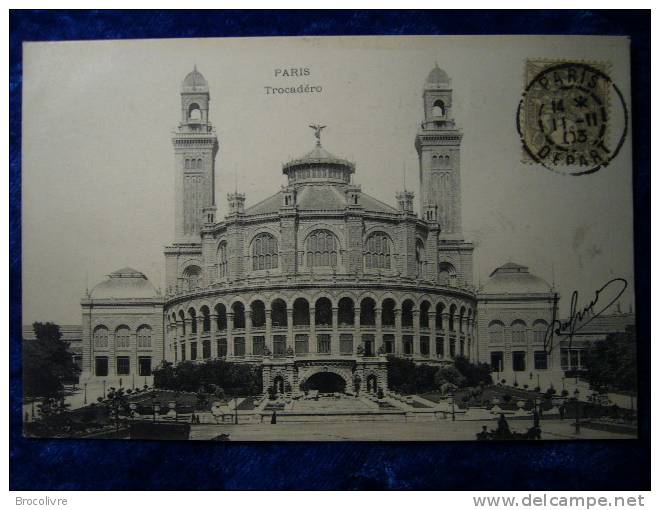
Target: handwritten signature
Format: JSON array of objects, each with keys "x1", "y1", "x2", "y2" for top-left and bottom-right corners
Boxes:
[{"x1": 544, "y1": 277, "x2": 628, "y2": 354}]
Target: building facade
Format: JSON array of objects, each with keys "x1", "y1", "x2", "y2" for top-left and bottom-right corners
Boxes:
[{"x1": 78, "y1": 65, "x2": 569, "y2": 393}]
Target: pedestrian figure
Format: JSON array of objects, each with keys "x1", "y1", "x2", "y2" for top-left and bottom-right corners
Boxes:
[
  {"x1": 271, "y1": 410, "x2": 277, "y2": 424},
  {"x1": 476, "y1": 425, "x2": 490, "y2": 440},
  {"x1": 559, "y1": 404, "x2": 565, "y2": 420},
  {"x1": 532, "y1": 409, "x2": 540, "y2": 428},
  {"x1": 496, "y1": 413, "x2": 511, "y2": 437}
]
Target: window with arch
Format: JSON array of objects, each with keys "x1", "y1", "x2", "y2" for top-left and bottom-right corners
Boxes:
[
  {"x1": 415, "y1": 240, "x2": 425, "y2": 278},
  {"x1": 511, "y1": 320, "x2": 527, "y2": 344},
  {"x1": 115, "y1": 326, "x2": 130, "y2": 349},
  {"x1": 188, "y1": 103, "x2": 202, "y2": 121},
  {"x1": 438, "y1": 261, "x2": 457, "y2": 285},
  {"x1": 183, "y1": 265, "x2": 201, "y2": 291},
  {"x1": 137, "y1": 325, "x2": 152, "y2": 348},
  {"x1": 217, "y1": 242, "x2": 228, "y2": 278},
  {"x1": 488, "y1": 321, "x2": 505, "y2": 344},
  {"x1": 533, "y1": 320, "x2": 548, "y2": 344},
  {"x1": 364, "y1": 232, "x2": 391, "y2": 269},
  {"x1": 252, "y1": 233, "x2": 278, "y2": 270},
  {"x1": 93, "y1": 326, "x2": 109, "y2": 348},
  {"x1": 306, "y1": 230, "x2": 338, "y2": 268},
  {"x1": 432, "y1": 99, "x2": 445, "y2": 117}
]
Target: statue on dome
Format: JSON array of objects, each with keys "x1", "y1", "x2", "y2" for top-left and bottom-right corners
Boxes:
[{"x1": 308, "y1": 124, "x2": 326, "y2": 146}]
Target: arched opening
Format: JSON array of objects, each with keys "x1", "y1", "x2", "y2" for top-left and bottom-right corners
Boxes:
[
  {"x1": 183, "y1": 265, "x2": 201, "y2": 291},
  {"x1": 315, "y1": 297, "x2": 332, "y2": 326},
  {"x1": 435, "y1": 303, "x2": 445, "y2": 329},
  {"x1": 188, "y1": 308, "x2": 197, "y2": 334},
  {"x1": 178, "y1": 310, "x2": 186, "y2": 335},
  {"x1": 338, "y1": 297, "x2": 354, "y2": 326},
  {"x1": 215, "y1": 303, "x2": 227, "y2": 331},
  {"x1": 251, "y1": 300, "x2": 266, "y2": 328},
  {"x1": 402, "y1": 299, "x2": 414, "y2": 328},
  {"x1": 272, "y1": 375, "x2": 285, "y2": 394},
  {"x1": 271, "y1": 299, "x2": 287, "y2": 328},
  {"x1": 360, "y1": 297, "x2": 376, "y2": 326},
  {"x1": 231, "y1": 302, "x2": 245, "y2": 329},
  {"x1": 488, "y1": 320, "x2": 505, "y2": 344},
  {"x1": 188, "y1": 103, "x2": 202, "y2": 121},
  {"x1": 438, "y1": 262, "x2": 456, "y2": 285},
  {"x1": 366, "y1": 374, "x2": 378, "y2": 394},
  {"x1": 382, "y1": 298, "x2": 396, "y2": 327},
  {"x1": 306, "y1": 230, "x2": 338, "y2": 268},
  {"x1": 449, "y1": 304, "x2": 457, "y2": 331},
  {"x1": 432, "y1": 99, "x2": 445, "y2": 117},
  {"x1": 511, "y1": 320, "x2": 527, "y2": 343},
  {"x1": 200, "y1": 306, "x2": 211, "y2": 333},
  {"x1": 459, "y1": 306, "x2": 466, "y2": 333},
  {"x1": 93, "y1": 325, "x2": 109, "y2": 348},
  {"x1": 364, "y1": 232, "x2": 391, "y2": 269},
  {"x1": 420, "y1": 301, "x2": 431, "y2": 328},
  {"x1": 533, "y1": 319, "x2": 549, "y2": 344},
  {"x1": 293, "y1": 298, "x2": 310, "y2": 326},
  {"x1": 217, "y1": 242, "x2": 228, "y2": 279},
  {"x1": 252, "y1": 233, "x2": 279, "y2": 270},
  {"x1": 304, "y1": 372, "x2": 346, "y2": 394}
]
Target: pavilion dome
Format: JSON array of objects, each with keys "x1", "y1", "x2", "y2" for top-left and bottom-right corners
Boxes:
[
  {"x1": 90, "y1": 267, "x2": 159, "y2": 299},
  {"x1": 480, "y1": 262, "x2": 552, "y2": 295},
  {"x1": 182, "y1": 67, "x2": 209, "y2": 93},
  {"x1": 426, "y1": 64, "x2": 451, "y2": 87}
]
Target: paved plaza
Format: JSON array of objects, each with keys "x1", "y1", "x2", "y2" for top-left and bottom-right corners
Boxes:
[{"x1": 189, "y1": 418, "x2": 636, "y2": 441}]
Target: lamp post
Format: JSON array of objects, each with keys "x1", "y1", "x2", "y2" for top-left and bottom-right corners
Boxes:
[
  {"x1": 83, "y1": 383, "x2": 87, "y2": 405},
  {"x1": 449, "y1": 392, "x2": 455, "y2": 421},
  {"x1": 102, "y1": 380, "x2": 106, "y2": 399},
  {"x1": 234, "y1": 396, "x2": 239, "y2": 425},
  {"x1": 573, "y1": 388, "x2": 581, "y2": 435}
]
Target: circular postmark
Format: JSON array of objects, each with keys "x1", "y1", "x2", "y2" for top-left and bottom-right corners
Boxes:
[{"x1": 516, "y1": 62, "x2": 628, "y2": 176}]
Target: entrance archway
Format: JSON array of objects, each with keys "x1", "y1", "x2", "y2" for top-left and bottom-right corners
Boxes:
[
  {"x1": 366, "y1": 374, "x2": 378, "y2": 394},
  {"x1": 273, "y1": 375, "x2": 285, "y2": 394},
  {"x1": 304, "y1": 372, "x2": 346, "y2": 393}
]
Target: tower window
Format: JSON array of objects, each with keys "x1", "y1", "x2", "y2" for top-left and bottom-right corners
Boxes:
[
  {"x1": 188, "y1": 103, "x2": 202, "y2": 121},
  {"x1": 217, "y1": 242, "x2": 228, "y2": 278},
  {"x1": 415, "y1": 239, "x2": 425, "y2": 278},
  {"x1": 252, "y1": 233, "x2": 278, "y2": 270},
  {"x1": 432, "y1": 99, "x2": 445, "y2": 117}
]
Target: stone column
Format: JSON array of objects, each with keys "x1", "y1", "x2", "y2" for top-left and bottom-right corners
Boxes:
[
  {"x1": 246, "y1": 310, "x2": 253, "y2": 356},
  {"x1": 394, "y1": 308, "x2": 402, "y2": 355},
  {"x1": 309, "y1": 307, "x2": 317, "y2": 354},
  {"x1": 412, "y1": 310, "x2": 420, "y2": 356},
  {"x1": 442, "y1": 313, "x2": 450, "y2": 359},
  {"x1": 210, "y1": 314, "x2": 218, "y2": 358},
  {"x1": 375, "y1": 307, "x2": 383, "y2": 354},
  {"x1": 428, "y1": 311, "x2": 437, "y2": 358},
  {"x1": 354, "y1": 307, "x2": 361, "y2": 354},
  {"x1": 286, "y1": 308, "x2": 294, "y2": 353},
  {"x1": 332, "y1": 306, "x2": 339, "y2": 355},
  {"x1": 265, "y1": 309, "x2": 273, "y2": 354},
  {"x1": 227, "y1": 312, "x2": 234, "y2": 357}
]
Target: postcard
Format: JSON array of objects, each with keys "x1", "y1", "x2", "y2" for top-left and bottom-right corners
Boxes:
[{"x1": 21, "y1": 35, "x2": 636, "y2": 441}]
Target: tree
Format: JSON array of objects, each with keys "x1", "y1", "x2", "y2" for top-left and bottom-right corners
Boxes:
[
  {"x1": 453, "y1": 356, "x2": 493, "y2": 387},
  {"x1": 584, "y1": 326, "x2": 637, "y2": 393},
  {"x1": 23, "y1": 322, "x2": 80, "y2": 398}
]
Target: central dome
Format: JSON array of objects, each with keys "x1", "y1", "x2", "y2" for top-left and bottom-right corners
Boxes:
[{"x1": 282, "y1": 140, "x2": 355, "y2": 185}]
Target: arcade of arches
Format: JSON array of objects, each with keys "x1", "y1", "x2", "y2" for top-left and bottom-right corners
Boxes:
[{"x1": 165, "y1": 291, "x2": 475, "y2": 393}]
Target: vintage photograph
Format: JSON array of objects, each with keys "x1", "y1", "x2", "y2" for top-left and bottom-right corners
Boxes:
[{"x1": 21, "y1": 35, "x2": 637, "y2": 441}]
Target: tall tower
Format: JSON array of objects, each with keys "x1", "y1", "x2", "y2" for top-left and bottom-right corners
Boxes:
[
  {"x1": 415, "y1": 64, "x2": 463, "y2": 234},
  {"x1": 172, "y1": 66, "x2": 219, "y2": 243}
]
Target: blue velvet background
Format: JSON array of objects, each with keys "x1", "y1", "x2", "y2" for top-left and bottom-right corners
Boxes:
[{"x1": 9, "y1": 10, "x2": 650, "y2": 491}]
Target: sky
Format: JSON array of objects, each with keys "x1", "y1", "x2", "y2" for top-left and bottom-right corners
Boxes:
[{"x1": 22, "y1": 35, "x2": 635, "y2": 324}]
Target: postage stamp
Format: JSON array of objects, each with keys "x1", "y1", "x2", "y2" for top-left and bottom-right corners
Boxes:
[{"x1": 517, "y1": 59, "x2": 628, "y2": 176}]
